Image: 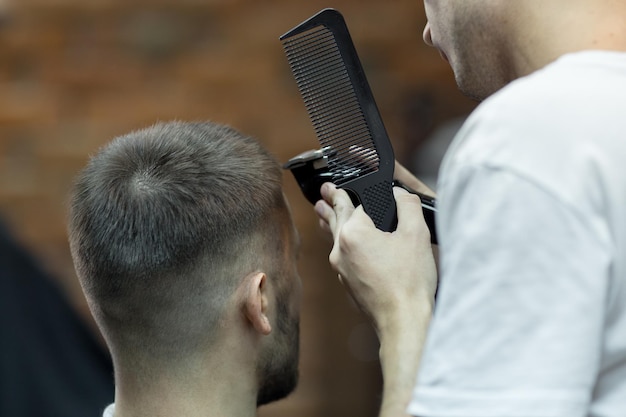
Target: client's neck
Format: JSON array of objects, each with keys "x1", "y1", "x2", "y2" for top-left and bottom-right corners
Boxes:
[{"x1": 111, "y1": 349, "x2": 259, "y2": 417}]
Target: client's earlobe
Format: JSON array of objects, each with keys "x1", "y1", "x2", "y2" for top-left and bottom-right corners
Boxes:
[{"x1": 242, "y1": 272, "x2": 272, "y2": 336}]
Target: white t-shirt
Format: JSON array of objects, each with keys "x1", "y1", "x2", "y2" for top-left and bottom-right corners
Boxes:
[
  {"x1": 103, "y1": 403, "x2": 115, "y2": 417},
  {"x1": 408, "y1": 51, "x2": 626, "y2": 417}
]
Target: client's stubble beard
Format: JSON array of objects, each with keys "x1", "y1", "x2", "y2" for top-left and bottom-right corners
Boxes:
[{"x1": 256, "y1": 296, "x2": 300, "y2": 406}]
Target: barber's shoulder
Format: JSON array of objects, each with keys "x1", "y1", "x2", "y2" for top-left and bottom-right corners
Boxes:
[
  {"x1": 438, "y1": 68, "x2": 575, "y2": 194},
  {"x1": 451, "y1": 63, "x2": 580, "y2": 160}
]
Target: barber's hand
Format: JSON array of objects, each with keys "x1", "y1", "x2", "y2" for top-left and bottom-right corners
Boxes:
[
  {"x1": 394, "y1": 160, "x2": 436, "y2": 198},
  {"x1": 314, "y1": 182, "x2": 437, "y2": 334}
]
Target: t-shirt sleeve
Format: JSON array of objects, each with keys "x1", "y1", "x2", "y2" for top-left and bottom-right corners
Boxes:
[{"x1": 408, "y1": 163, "x2": 612, "y2": 417}]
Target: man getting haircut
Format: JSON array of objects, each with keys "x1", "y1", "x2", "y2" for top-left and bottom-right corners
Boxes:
[{"x1": 68, "y1": 121, "x2": 302, "y2": 417}]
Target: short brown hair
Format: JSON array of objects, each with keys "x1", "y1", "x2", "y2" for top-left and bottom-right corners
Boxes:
[{"x1": 68, "y1": 121, "x2": 285, "y2": 364}]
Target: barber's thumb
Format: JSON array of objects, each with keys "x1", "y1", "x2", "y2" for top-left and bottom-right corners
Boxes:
[
  {"x1": 320, "y1": 182, "x2": 337, "y2": 203},
  {"x1": 393, "y1": 186, "x2": 424, "y2": 230}
]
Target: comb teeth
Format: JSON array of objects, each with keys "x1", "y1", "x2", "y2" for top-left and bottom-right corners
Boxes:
[{"x1": 282, "y1": 26, "x2": 380, "y2": 185}]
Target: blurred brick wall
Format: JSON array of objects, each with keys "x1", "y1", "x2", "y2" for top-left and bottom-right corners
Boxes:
[{"x1": 0, "y1": 1, "x2": 475, "y2": 416}]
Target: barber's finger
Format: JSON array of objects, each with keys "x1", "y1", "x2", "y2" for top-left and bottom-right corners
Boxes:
[
  {"x1": 315, "y1": 200, "x2": 334, "y2": 232},
  {"x1": 348, "y1": 145, "x2": 378, "y2": 170},
  {"x1": 393, "y1": 186, "x2": 429, "y2": 236},
  {"x1": 320, "y1": 182, "x2": 355, "y2": 230},
  {"x1": 318, "y1": 217, "x2": 331, "y2": 234},
  {"x1": 394, "y1": 160, "x2": 436, "y2": 197}
]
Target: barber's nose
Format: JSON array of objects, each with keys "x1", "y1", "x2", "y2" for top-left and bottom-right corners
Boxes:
[{"x1": 423, "y1": 22, "x2": 433, "y2": 46}]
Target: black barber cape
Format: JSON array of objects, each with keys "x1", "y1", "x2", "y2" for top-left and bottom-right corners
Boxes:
[{"x1": 0, "y1": 221, "x2": 114, "y2": 416}]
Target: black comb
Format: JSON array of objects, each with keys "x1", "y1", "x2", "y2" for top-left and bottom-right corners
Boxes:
[{"x1": 280, "y1": 8, "x2": 437, "y2": 242}]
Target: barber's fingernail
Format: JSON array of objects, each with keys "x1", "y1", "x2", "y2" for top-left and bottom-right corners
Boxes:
[
  {"x1": 321, "y1": 182, "x2": 333, "y2": 196},
  {"x1": 393, "y1": 186, "x2": 409, "y2": 196},
  {"x1": 314, "y1": 200, "x2": 325, "y2": 216}
]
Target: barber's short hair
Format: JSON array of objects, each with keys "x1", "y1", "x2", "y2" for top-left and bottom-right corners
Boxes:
[{"x1": 68, "y1": 121, "x2": 284, "y2": 363}]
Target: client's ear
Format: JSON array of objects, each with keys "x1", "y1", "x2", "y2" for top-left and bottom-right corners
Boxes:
[{"x1": 242, "y1": 272, "x2": 272, "y2": 336}]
